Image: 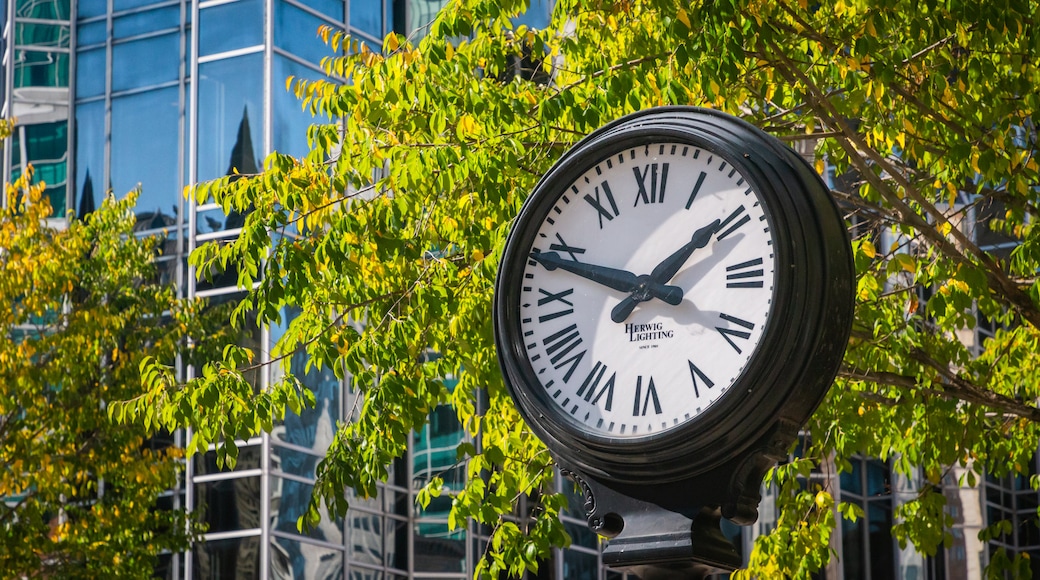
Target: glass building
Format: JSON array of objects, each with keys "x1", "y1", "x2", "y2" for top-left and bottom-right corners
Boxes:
[{"x1": 1, "y1": 1, "x2": 1036, "y2": 579}]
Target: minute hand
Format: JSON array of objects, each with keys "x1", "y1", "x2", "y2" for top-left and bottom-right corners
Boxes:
[
  {"x1": 647, "y1": 218, "x2": 722, "y2": 286},
  {"x1": 531, "y1": 251, "x2": 682, "y2": 296}
]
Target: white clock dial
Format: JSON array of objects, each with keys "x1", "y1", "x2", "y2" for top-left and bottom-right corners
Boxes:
[{"x1": 517, "y1": 142, "x2": 776, "y2": 438}]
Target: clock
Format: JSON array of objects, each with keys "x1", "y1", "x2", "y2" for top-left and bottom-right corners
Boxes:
[{"x1": 494, "y1": 107, "x2": 853, "y2": 485}]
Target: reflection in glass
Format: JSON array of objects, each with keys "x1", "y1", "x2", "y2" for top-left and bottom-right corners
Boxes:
[
  {"x1": 270, "y1": 537, "x2": 343, "y2": 580},
  {"x1": 77, "y1": 21, "x2": 106, "y2": 46},
  {"x1": 198, "y1": 0, "x2": 263, "y2": 57},
  {"x1": 271, "y1": 445, "x2": 319, "y2": 480},
  {"x1": 111, "y1": 87, "x2": 180, "y2": 226},
  {"x1": 112, "y1": 33, "x2": 179, "y2": 92},
  {"x1": 193, "y1": 445, "x2": 263, "y2": 476},
  {"x1": 271, "y1": 476, "x2": 343, "y2": 544},
  {"x1": 349, "y1": 512, "x2": 384, "y2": 567},
  {"x1": 194, "y1": 476, "x2": 262, "y2": 534},
  {"x1": 15, "y1": 122, "x2": 68, "y2": 214},
  {"x1": 15, "y1": 0, "x2": 69, "y2": 20},
  {"x1": 514, "y1": 0, "x2": 553, "y2": 29},
  {"x1": 14, "y1": 50, "x2": 68, "y2": 87},
  {"x1": 193, "y1": 535, "x2": 262, "y2": 580},
  {"x1": 16, "y1": 22, "x2": 70, "y2": 48},
  {"x1": 197, "y1": 54, "x2": 263, "y2": 183},
  {"x1": 412, "y1": 526, "x2": 465, "y2": 573},
  {"x1": 269, "y1": 307, "x2": 341, "y2": 460},
  {"x1": 273, "y1": 56, "x2": 321, "y2": 158}
]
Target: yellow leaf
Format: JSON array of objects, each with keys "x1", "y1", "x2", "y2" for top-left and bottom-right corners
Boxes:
[
  {"x1": 445, "y1": 42, "x2": 454, "y2": 61},
  {"x1": 472, "y1": 249, "x2": 485, "y2": 261},
  {"x1": 861, "y1": 240, "x2": 876, "y2": 258},
  {"x1": 676, "y1": 8, "x2": 691, "y2": 29},
  {"x1": 814, "y1": 158, "x2": 826, "y2": 175},
  {"x1": 385, "y1": 33, "x2": 399, "y2": 52}
]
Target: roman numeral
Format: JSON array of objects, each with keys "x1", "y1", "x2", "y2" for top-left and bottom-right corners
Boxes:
[
  {"x1": 716, "y1": 205, "x2": 750, "y2": 241},
  {"x1": 716, "y1": 313, "x2": 755, "y2": 354},
  {"x1": 583, "y1": 181, "x2": 620, "y2": 229},
  {"x1": 633, "y1": 376, "x2": 662, "y2": 416},
  {"x1": 633, "y1": 163, "x2": 669, "y2": 205},
  {"x1": 542, "y1": 324, "x2": 586, "y2": 382},
  {"x1": 685, "y1": 171, "x2": 707, "y2": 209},
  {"x1": 688, "y1": 360, "x2": 714, "y2": 398},
  {"x1": 725, "y1": 258, "x2": 764, "y2": 289},
  {"x1": 576, "y1": 361, "x2": 615, "y2": 411},
  {"x1": 548, "y1": 233, "x2": 586, "y2": 262},
  {"x1": 536, "y1": 288, "x2": 574, "y2": 323}
]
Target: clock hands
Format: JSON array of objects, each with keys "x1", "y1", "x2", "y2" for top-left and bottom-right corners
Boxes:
[
  {"x1": 610, "y1": 219, "x2": 722, "y2": 323},
  {"x1": 530, "y1": 251, "x2": 685, "y2": 297},
  {"x1": 533, "y1": 218, "x2": 722, "y2": 324}
]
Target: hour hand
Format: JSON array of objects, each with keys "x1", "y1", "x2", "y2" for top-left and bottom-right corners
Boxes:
[
  {"x1": 648, "y1": 218, "x2": 722, "y2": 284},
  {"x1": 530, "y1": 251, "x2": 642, "y2": 293}
]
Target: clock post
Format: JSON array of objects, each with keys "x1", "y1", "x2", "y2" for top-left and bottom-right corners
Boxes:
[{"x1": 493, "y1": 107, "x2": 854, "y2": 578}]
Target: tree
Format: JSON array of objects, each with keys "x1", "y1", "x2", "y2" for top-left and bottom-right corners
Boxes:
[
  {"x1": 121, "y1": 0, "x2": 1040, "y2": 577},
  {"x1": 0, "y1": 161, "x2": 218, "y2": 577}
]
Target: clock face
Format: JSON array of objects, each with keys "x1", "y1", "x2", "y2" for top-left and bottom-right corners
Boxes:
[{"x1": 516, "y1": 142, "x2": 777, "y2": 439}]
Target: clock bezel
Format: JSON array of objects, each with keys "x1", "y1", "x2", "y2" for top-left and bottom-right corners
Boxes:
[{"x1": 494, "y1": 107, "x2": 853, "y2": 483}]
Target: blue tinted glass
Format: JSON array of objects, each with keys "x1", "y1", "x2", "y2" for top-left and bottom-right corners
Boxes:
[
  {"x1": 514, "y1": 0, "x2": 552, "y2": 29},
  {"x1": 112, "y1": 33, "x2": 179, "y2": 92},
  {"x1": 349, "y1": 0, "x2": 381, "y2": 37},
  {"x1": 274, "y1": 1, "x2": 336, "y2": 65},
  {"x1": 114, "y1": 5, "x2": 180, "y2": 38},
  {"x1": 111, "y1": 87, "x2": 181, "y2": 225},
  {"x1": 273, "y1": 56, "x2": 320, "y2": 158},
  {"x1": 75, "y1": 48, "x2": 105, "y2": 97},
  {"x1": 197, "y1": 54, "x2": 263, "y2": 182},
  {"x1": 74, "y1": 100, "x2": 104, "y2": 218},
  {"x1": 77, "y1": 0, "x2": 106, "y2": 19},
  {"x1": 76, "y1": 20, "x2": 106, "y2": 46},
  {"x1": 113, "y1": 0, "x2": 170, "y2": 12},
  {"x1": 301, "y1": 0, "x2": 342, "y2": 21},
  {"x1": 199, "y1": 0, "x2": 263, "y2": 57}
]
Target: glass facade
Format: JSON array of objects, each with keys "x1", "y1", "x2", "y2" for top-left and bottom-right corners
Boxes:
[{"x1": 2, "y1": 2, "x2": 1035, "y2": 579}]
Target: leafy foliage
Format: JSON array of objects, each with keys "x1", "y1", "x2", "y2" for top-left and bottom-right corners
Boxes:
[
  {"x1": 0, "y1": 165, "x2": 214, "y2": 576},
  {"x1": 120, "y1": 0, "x2": 1040, "y2": 577}
]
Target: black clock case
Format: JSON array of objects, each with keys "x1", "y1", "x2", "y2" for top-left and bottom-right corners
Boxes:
[{"x1": 494, "y1": 107, "x2": 854, "y2": 522}]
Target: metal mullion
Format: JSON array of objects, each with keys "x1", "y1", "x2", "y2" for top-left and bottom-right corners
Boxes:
[{"x1": 194, "y1": 469, "x2": 264, "y2": 483}]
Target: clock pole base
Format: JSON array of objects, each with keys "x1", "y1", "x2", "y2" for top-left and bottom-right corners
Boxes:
[{"x1": 563, "y1": 469, "x2": 741, "y2": 579}]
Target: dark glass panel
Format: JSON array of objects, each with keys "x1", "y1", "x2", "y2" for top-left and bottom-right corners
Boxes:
[
  {"x1": 840, "y1": 459, "x2": 863, "y2": 496},
  {"x1": 413, "y1": 523, "x2": 465, "y2": 572},
  {"x1": 74, "y1": 48, "x2": 105, "y2": 98},
  {"x1": 193, "y1": 535, "x2": 261, "y2": 580},
  {"x1": 565, "y1": 520, "x2": 596, "y2": 550},
  {"x1": 841, "y1": 508, "x2": 864, "y2": 580},
  {"x1": 196, "y1": 54, "x2": 263, "y2": 182},
  {"x1": 199, "y1": 0, "x2": 263, "y2": 57},
  {"x1": 868, "y1": 502, "x2": 894, "y2": 579},
  {"x1": 866, "y1": 460, "x2": 890, "y2": 497},
  {"x1": 270, "y1": 537, "x2": 344, "y2": 580},
  {"x1": 386, "y1": 516, "x2": 409, "y2": 571},
  {"x1": 74, "y1": 99, "x2": 104, "y2": 218},
  {"x1": 193, "y1": 476, "x2": 262, "y2": 533},
  {"x1": 112, "y1": 33, "x2": 179, "y2": 91},
  {"x1": 271, "y1": 476, "x2": 343, "y2": 543},
  {"x1": 14, "y1": 49, "x2": 68, "y2": 87},
  {"x1": 113, "y1": 5, "x2": 180, "y2": 38},
  {"x1": 77, "y1": 20, "x2": 106, "y2": 46},
  {"x1": 110, "y1": 87, "x2": 180, "y2": 226},
  {"x1": 562, "y1": 548, "x2": 599, "y2": 580},
  {"x1": 349, "y1": 0, "x2": 382, "y2": 38},
  {"x1": 275, "y1": 1, "x2": 335, "y2": 65},
  {"x1": 193, "y1": 445, "x2": 263, "y2": 475}
]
